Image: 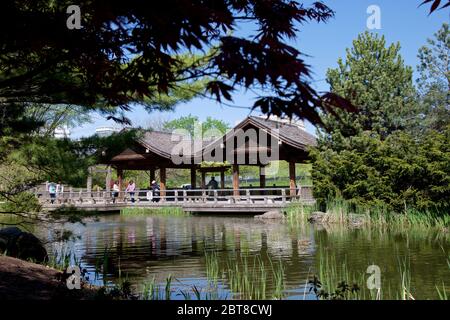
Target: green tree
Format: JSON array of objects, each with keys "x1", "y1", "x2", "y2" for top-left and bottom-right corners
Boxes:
[
  {"x1": 311, "y1": 129, "x2": 450, "y2": 211},
  {"x1": 163, "y1": 115, "x2": 230, "y2": 138},
  {"x1": 417, "y1": 23, "x2": 450, "y2": 133},
  {"x1": 311, "y1": 32, "x2": 450, "y2": 213},
  {"x1": 323, "y1": 32, "x2": 418, "y2": 140}
]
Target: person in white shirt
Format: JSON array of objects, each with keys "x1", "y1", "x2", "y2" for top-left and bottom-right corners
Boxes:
[
  {"x1": 56, "y1": 181, "x2": 64, "y2": 203},
  {"x1": 112, "y1": 181, "x2": 120, "y2": 203}
]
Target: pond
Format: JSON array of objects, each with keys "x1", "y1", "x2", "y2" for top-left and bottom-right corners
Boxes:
[{"x1": 22, "y1": 214, "x2": 450, "y2": 299}]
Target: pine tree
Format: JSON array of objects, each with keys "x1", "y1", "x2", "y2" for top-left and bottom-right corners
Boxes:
[
  {"x1": 417, "y1": 23, "x2": 450, "y2": 133},
  {"x1": 311, "y1": 32, "x2": 450, "y2": 213},
  {"x1": 323, "y1": 32, "x2": 418, "y2": 142}
]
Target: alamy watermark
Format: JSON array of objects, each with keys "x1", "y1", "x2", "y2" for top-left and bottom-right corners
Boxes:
[
  {"x1": 367, "y1": 5, "x2": 382, "y2": 30},
  {"x1": 367, "y1": 265, "x2": 381, "y2": 290},
  {"x1": 66, "y1": 266, "x2": 81, "y2": 290},
  {"x1": 66, "y1": 5, "x2": 82, "y2": 30}
]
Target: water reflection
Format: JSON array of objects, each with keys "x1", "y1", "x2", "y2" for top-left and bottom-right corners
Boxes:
[{"x1": 28, "y1": 215, "x2": 450, "y2": 299}]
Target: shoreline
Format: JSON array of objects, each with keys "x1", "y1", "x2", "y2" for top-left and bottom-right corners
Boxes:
[{"x1": 0, "y1": 256, "x2": 97, "y2": 300}]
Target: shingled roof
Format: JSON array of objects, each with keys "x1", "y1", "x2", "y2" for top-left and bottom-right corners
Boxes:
[
  {"x1": 111, "y1": 116, "x2": 317, "y2": 163},
  {"x1": 235, "y1": 116, "x2": 317, "y2": 149},
  {"x1": 137, "y1": 131, "x2": 216, "y2": 159}
]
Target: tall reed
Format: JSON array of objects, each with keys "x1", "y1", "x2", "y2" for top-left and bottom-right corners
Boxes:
[
  {"x1": 120, "y1": 207, "x2": 186, "y2": 216},
  {"x1": 204, "y1": 251, "x2": 285, "y2": 300}
]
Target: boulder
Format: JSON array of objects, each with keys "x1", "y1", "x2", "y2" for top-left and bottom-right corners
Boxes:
[
  {"x1": 307, "y1": 211, "x2": 366, "y2": 228},
  {"x1": 0, "y1": 227, "x2": 48, "y2": 263},
  {"x1": 255, "y1": 210, "x2": 285, "y2": 220},
  {"x1": 307, "y1": 212, "x2": 327, "y2": 224},
  {"x1": 348, "y1": 214, "x2": 366, "y2": 227}
]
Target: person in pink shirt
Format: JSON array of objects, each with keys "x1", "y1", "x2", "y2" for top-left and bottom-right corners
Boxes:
[{"x1": 125, "y1": 180, "x2": 136, "y2": 203}]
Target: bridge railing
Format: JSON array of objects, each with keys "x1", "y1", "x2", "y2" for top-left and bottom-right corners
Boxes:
[{"x1": 36, "y1": 186, "x2": 314, "y2": 206}]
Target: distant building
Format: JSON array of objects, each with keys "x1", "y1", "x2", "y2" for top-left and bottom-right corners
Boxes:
[
  {"x1": 54, "y1": 126, "x2": 71, "y2": 139},
  {"x1": 95, "y1": 127, "x2": 121, "y2": 137},
  {"x1": 255, "y1": 115, "x2": 306, "y2": 131}
]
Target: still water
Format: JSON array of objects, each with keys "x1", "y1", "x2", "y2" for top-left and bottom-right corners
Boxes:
[{"x1": 33, "y1": 214, "x2": 449, "y2": 300}]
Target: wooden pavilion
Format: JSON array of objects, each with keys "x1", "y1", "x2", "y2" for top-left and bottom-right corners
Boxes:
[{"x1": 103, "y1": 116, "x2": 317, "y2": 197}]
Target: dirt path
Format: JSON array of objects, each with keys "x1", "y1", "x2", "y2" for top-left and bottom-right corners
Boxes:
[{"x1": 0, "y1": 256, "x2": 96, "y2": 300}]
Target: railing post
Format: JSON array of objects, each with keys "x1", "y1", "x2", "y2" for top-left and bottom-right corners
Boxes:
[
  {"x1": 183, "y1": 190, "x2": 187, "y2": 204},
  {"x1": 175, "y1": 190, "x2": 178, "y2": 204},
  {"x1": 69, "y1": 187, "x2": 73, "y2": 204},
  {"x1": 281, "y1": 189, "x2": 286, "y2": 204},
  {"x1": 79, "y1": 190, "x2": 82, "y2": 203},
  {"x1": 214, "y1": 190, "x2": 218, "y2": 204},
  {"x1": 246, "y1": 189, "x2": 251, "y2": 204}
]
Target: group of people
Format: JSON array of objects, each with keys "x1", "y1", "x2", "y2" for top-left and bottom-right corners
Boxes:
[
  {"x1": 47, "y1": 181, "x2": 64, "y2": 204},
  {"x1": 111, "y1": 180, "x2": 161, "y2": 203},
  {"x1": 111, "y1": 177, "x2": 220, "y2": 203},
  {"x1": 48, "y1": 176, "x2": 219, "y2": 204},
  {"x1": 111, "y1": 180, "x2": 137, "y2": 203}
]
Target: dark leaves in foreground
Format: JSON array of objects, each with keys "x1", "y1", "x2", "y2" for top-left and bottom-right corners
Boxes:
[
  {"x1": 309, "y1": 276, "x2": 360, "y2": 300},
  {"x1": 419, "y1": 0, "x2": 450, "y2": 14},
  {"x1": 0, "y1": 0, "x2": 355, "y2": 127}
]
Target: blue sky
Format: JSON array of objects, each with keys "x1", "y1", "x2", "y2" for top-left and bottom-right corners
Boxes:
[{"x1": 70, "y1": 0, "x2": 449, "y2": 138}]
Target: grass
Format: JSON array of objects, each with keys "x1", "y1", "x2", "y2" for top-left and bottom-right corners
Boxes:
[
  {"x1": 309, "y1": 250, "x2": 449, "y2": 300},
  {"x1": 46, "y1": 244, "x2": 80, "y2": 271},
  {"x1": 205, "y1": 250, "x2": 220, "y2": 285},
  {"x1": 204, "y1": 251, "x2": 285, "y2": 300},
  {"x1": 436, "y1": 255, "x2": 450, "y2": 300},
  {"x1": 312, "y1": 252, "x2": 369, "y2": 300},
  {"x1": 120, "y1": 207, "x2": 186, "y2": 216},
  {"x1": 287, "y1": 198, "x2": 450, "y2": 235}
]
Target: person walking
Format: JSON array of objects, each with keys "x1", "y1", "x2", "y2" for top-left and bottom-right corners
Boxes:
[
  {"x1": 48, "y1": 182, "x2": 57, "y2": 204},
  {"x1": 126, "y1": 180, "x2": 136, "y2": 203},
  {"x1": 150, "y1": 180, "x2": 160, "y2": 203}
]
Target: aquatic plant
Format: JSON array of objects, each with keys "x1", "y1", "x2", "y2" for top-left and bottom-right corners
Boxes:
[
  {"x1": 120, "y1": 207, "x2": 186, "y2": 216},
  {"x1": 204, "y1": 251, "x2": 285, "y2": 300},
  {"x1": 287, "y1": 197, "x2": 450, "y2": 236},
  {"x1": 204, "y1": 250, "x2": 220, "y2": 285}
]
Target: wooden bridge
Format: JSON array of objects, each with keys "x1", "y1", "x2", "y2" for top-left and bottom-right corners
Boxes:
[{"x1": 36, "y1": 187, "x2": 315, "y2": 214}]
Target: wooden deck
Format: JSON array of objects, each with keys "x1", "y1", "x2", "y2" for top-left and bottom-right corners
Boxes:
[{"x1": 37, "y1": 187, "x2": 315, "y2": 213}]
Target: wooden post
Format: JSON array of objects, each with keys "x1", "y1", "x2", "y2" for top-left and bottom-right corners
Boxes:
[
  {"x1": 259, "y1": 166, "x2": 266, "y2": 188},
  {"x1": 87, "y1": 167, "x2": 93, "y2": 197},
  {"x1": 289, "y1": 161, "x2": 296, "y2": 197},
  {"x1": 259, "y1": 166, "x2": 266, "y2": 196},
  {"x1": 105, "y1": 166, "x2": 111, "y2": 198},
  {"x1": 201, "y1": 172, "x2": 206, "y2": 189},
  {"x1": 69, "y1": 187, "x2": 74, "y2": 204},
  {"x1": 117, "y1": 168, "x2": 123, "y2": 200},
  {"x1": 220, "y1": 171, "x2": 225, "y2": 189},
  {"x1": 150, "y1": 168, "x2": 156, "y2": 185},
  {"x1": 160, "y1": 167, "x2": 166, "y2": 201},
  {"x1": 190, "y1": 168, "x2": 197, "y2": 189},
  {"x1": 232, "y1": 164, "x2": 239, "y2": 197}
]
